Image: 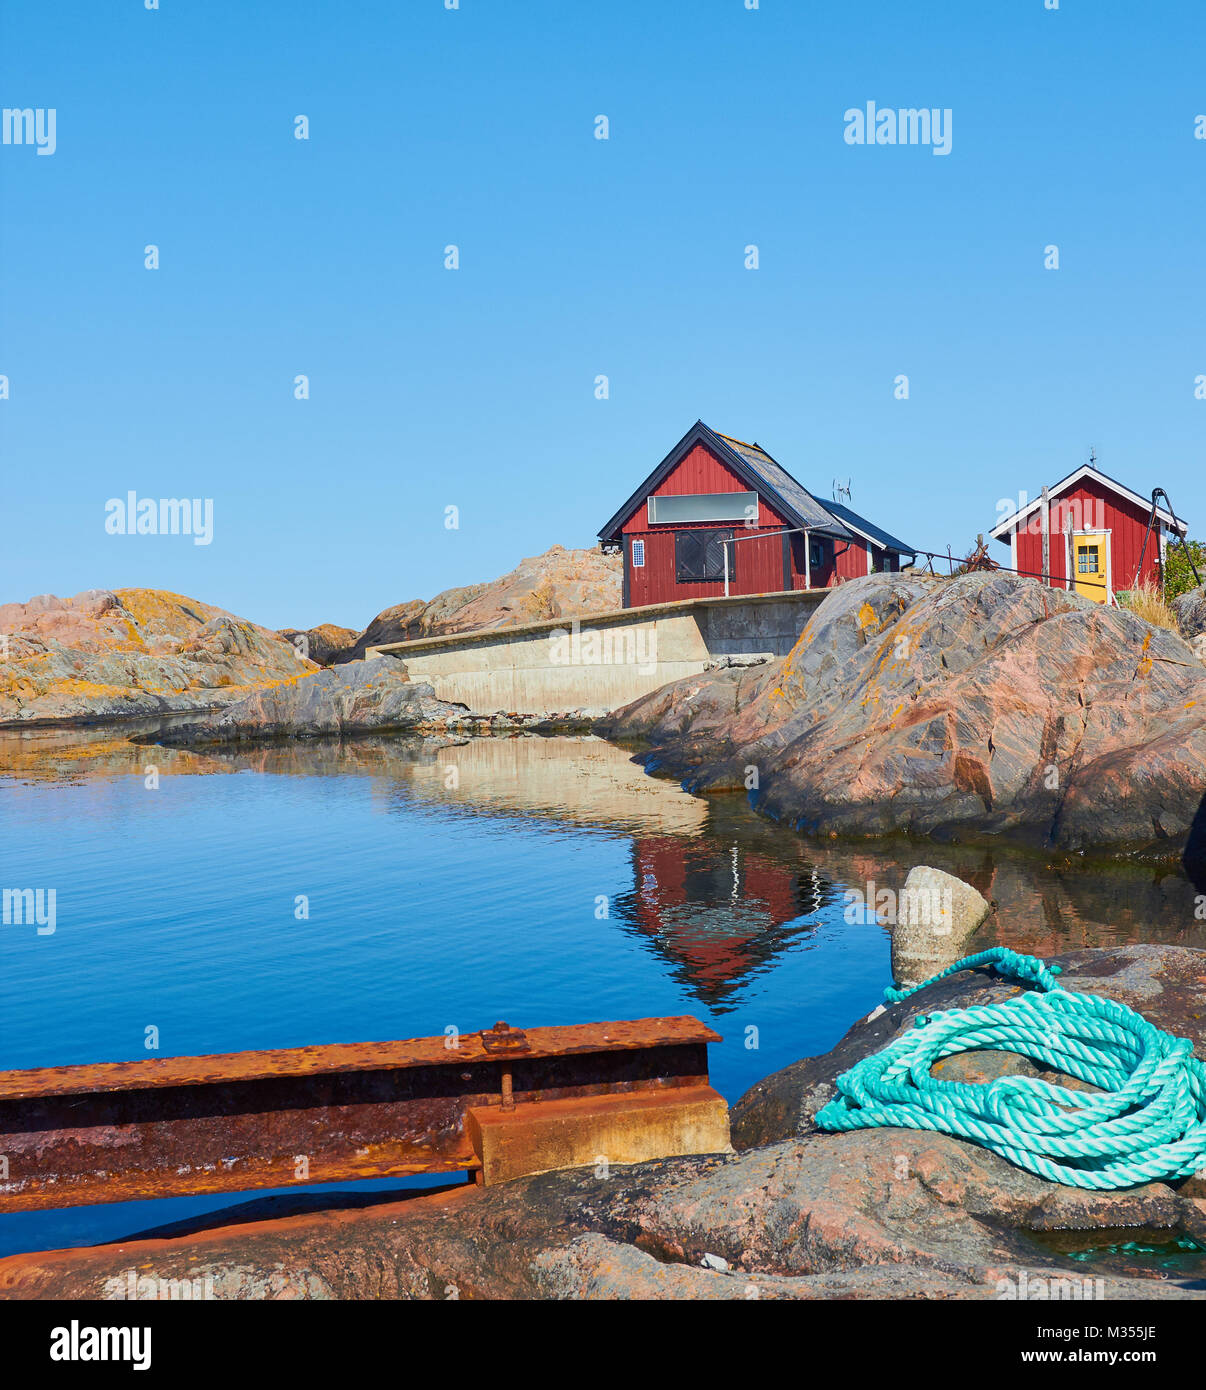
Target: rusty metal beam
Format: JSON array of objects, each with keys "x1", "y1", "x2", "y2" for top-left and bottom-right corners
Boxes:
[{"x1": 0, "y1": 1018, "x2": 724, "y2": 1212}]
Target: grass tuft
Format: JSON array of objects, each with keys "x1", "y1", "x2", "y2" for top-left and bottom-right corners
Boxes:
[{"x1": 1118, "y1": 580, "x2": 1178, "y2": 631}]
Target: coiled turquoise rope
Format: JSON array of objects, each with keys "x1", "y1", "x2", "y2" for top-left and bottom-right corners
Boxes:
[{"x1": 815, "y1": 947, "x2": 1206, "y2": 1190}]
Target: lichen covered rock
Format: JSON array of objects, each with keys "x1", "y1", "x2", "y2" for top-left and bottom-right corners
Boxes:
[
  {"x1": 0, "y1": 589, "x2": 313, "y2": 726},
  {"x1": 338, "y1": 544, "x2": 623, "y2": 661},
  {"x1": 6, "y1": 946, "x2": 1206, "y2": 1300},
  {"x1": 600, "y1": 572, "x2": 1206, "y2": 856},
  {"x1": 146, "y1": 656, "x2": 476, "y2": 744},
  {"x1": 276, "y1": 624, "x2": 359, "y2": 666}
]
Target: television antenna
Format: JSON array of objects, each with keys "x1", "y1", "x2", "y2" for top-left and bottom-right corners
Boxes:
[{"x1": 832, "y1": 478, "x2": 852, "y2": 504}]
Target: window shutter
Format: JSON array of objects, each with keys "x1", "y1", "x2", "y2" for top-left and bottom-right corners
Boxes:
[
  {"x1": 675, "y1": 531, "x2": 703, "y2": 582},
  {"x1": 675, "y1": 529, "x2": 735, "y2": 583},
  {"x1": 704, "y1": 531, "x2": 731, "y2": 581}
]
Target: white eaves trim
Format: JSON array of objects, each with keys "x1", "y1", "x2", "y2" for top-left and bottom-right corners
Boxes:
[
  {"x1": 990, "y1": 465, "x2": 1187, "y2": 541},
  {"x1": 833, "y1": 515, "x2": 911, "y2": 553}
]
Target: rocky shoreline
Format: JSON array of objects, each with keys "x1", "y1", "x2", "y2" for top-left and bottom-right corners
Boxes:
[
  {"x1": 0, "y1": 588, "x2": 314, "y2": 727},
  {"x1": 13, "y1": 571, "x2": 1206, "y2": 876},
  {"x1": 0, "y1": 546, "x2": 623, "y2": 727},
  {"x1": 134, "y1": 655, "x2": 603, "y2": 746},
  {"x1": 7, "y1": 566, "x2": 1206, "y2": 1299},
  {"x1": 5, "y1": 943, "x2": 1206, "y2": 1300},
  {"x1": 598, "y1": 571, "x2": 1206, "y2": 876}
]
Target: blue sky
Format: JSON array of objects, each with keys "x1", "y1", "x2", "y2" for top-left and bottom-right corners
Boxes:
[{"x1": 2, "y1": 0, "x2": 1204, "y2": 630}]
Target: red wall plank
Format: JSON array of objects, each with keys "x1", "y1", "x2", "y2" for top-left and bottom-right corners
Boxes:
[
  {"x1": 835, "y1": 539, "x2": 871, "y2": 581},
  {"x1": 1010, "y1": 479, "x2": 1158, "y2": 596},
  {"x1": 620, "y1": 445, "x2": 783, "y2": 531},
  {"x1": 618, "y1": 441, "x2": 908, "y2": 607},
  {"x1": 623, "y1": 443, "x2": 793, "y2": 605}
]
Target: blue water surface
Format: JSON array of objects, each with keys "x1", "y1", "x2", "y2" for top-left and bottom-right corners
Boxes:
[{"x1": 0, "y1": 730, "x2": 893, "y2": 1257}]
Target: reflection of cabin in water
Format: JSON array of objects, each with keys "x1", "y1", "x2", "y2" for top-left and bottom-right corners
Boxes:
[{"x1": 622, "y1": 836, "x2": 836, "y2": 1011}]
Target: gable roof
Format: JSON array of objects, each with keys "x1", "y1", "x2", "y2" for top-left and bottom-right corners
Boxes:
[
  {"x1": 598, "y1": 421, "x2": 854, "y2": 543},
  {"x1": 990, "y1": 464, "x2": 1188, "y2": 541},
  {"x1": 821, "y1": 498, "x2": 915, "y2": 556}
]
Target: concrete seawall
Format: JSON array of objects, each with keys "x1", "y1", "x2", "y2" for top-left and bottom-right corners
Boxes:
[{"x1": 367, "y1": 589, "x2": 827, "y2": 717}]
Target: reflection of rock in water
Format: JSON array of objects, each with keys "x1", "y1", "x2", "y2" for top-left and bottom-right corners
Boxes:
[
  {"x1": 0, "y1": 716, "x2": 234, "y2": 783},
  {"x1": 612, "y1": 836, "x2": 838, "y2": 1012},
  {"x1": 1185, "y1": 792, "x2": 1206, "y2": 895},
  {"x1": 2, "y1": 726, "x2": 710, "y2": 839},
  {"x1": 7, "y1": 723, "x2": 1201, "y2": 969},
  {"x1": 380, "y1": 734, "x2": 710, "y2": 836},
  {"x1": 0, "y1": 717, "x2": 447, "y2": 783},
  {"x1": 699, "y1": 794, "x2": 1205, "y2": 957}
]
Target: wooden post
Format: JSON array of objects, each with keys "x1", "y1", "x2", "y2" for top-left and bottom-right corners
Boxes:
[
  {"x1": 1041, "y1": 485, "x2": 1050, "y2": 587},
  {"x1": 803, "y1": 530, "x2": 811, "y2": 589}
]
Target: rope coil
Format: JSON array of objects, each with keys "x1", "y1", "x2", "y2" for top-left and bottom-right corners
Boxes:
[{"x1": 815, "y1": 948, "x2": 1206, "y2": 1190}]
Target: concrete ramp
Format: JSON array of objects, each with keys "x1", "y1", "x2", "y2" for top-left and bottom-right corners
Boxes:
[{"x1": 368, "y1": 589, "x2": 827, "y2": 718}]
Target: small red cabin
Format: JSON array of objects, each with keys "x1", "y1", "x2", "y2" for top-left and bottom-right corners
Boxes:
[
  {"x1": 598, "y1": 421, "x2": 915, "y2": 609},
  {"x1": 990, "y1": 461, "x2": 1188, "y2": 604}
]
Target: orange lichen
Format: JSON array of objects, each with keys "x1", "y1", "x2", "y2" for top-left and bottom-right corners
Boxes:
[
  {"x1": 1136, "y1": 630, "x2": 1153, "y2": 679},
  {"x1": 43, "y1": 678, "x2": 139, "y2": 699},
  {"x1": 113, "y1": 588, "x2": 223, "y2": 638}
]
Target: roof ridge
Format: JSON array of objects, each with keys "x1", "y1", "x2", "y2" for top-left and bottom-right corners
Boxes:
[
  {"x1": 714, "y1": 429, "x2": 764, "y2": 453},
  {"x1": 989, "y1": 463, "x2": 1185, "y2": 538},
  {"x1": 598, "y1": 420, "x2": 856, "y2": 543}
]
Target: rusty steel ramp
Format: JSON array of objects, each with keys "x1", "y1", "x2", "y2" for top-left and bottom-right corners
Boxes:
[{"x1": 0, "y1": 1018, "x2": 730, "y2": 1212}]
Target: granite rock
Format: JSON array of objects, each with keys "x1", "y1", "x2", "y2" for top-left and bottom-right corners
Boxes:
[{"x1": 600, "y1": 572, "x2": 1206, "y2": 856}]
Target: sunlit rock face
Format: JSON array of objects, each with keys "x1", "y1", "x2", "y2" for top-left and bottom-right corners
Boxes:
[
  {"x1": 336, "y1": 544, "x2": 623, "y2": 662},
  {"x1": 0, "y1": 588, "x2": 314, "y2": 726},
  {"x1": 6, "y1": 944, "x2": 1206, "y2": 1301},
  {"x1": 276, "y1": 623, "x2": 358, "y2": 667},
  {"x1": 600, "y1": 571, "x2": 1206, "y2": 856},
  {"x1": 145, "y1": 656, "x2": 471, "y2": 744},
  {"x1": 0, "y1": 544, "x2": 623, "y2": 727},
  {"x1": 1174, "y1": 585, "x2": 1206, "y2": 668}
]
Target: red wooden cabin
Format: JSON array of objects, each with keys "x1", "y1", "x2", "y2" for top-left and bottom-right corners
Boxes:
[
  {"x1": 598, "y1": 421, "x2": 916, "y2": 609},
  {"x1": 990, "y1": 461, "x2": 1188, "y2": 604}
]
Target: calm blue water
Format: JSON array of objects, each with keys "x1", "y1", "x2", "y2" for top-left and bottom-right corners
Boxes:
[
  {"x1": 0, "y1": 729, "x2": 892, "y2": 1256},
  {"x1": 3, "y1": 725, "x2": 1178, "y2": 1259}
]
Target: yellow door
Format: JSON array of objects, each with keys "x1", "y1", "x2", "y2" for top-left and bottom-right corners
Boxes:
[{"x1": 1073, "y1": 533, "x2": 1108, "y2": 602}]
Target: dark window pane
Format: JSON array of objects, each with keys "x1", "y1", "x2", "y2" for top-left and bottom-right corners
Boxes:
[{"x1": 675, "y1": 529, "x2": 733, "y2": 583}]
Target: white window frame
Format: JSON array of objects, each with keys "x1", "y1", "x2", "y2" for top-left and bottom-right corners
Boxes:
[{"x1": 646, "y1": 491, "x2": 759, "y2": 525}]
